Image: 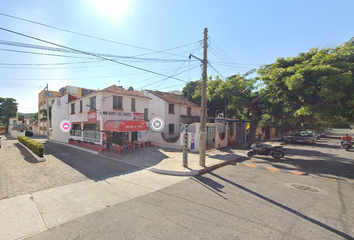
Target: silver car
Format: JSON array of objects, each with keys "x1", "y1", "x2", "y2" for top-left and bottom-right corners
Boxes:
[{"x1": 288, "y1": 131, "x2": 317, "y2": 144}]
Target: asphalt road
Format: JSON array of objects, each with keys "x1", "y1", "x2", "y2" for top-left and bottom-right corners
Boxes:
[
  {"x1": 243, "y1": 128, "x2": 354, "y2": 181},
  {"x1": 27, "y1": 130, "x2": 354, "y2": 240}
]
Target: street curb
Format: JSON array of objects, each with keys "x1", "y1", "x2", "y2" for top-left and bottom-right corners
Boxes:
[
  {"x1": 150, "y1": 156, "x2": 248, "y2": 176},
  {"x1": 49, "y1": 140, "x2": 99, "y2": 155},
  {"x1": 235, "y1": 162, "x2": 309, "y2": 176},
  {"x1": 149, "y1": 168, "x2": 199, "y2": 176},
  {"x1": 18, "y1": 141, "x2": 46, "y2": 162}
]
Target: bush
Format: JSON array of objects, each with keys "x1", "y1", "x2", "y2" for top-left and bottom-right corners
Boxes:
[{"x1": 17, "y1": 136, "x2": 45, "y2": 157}]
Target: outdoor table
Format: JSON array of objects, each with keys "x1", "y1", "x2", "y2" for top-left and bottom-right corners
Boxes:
[{"x1": 133, "y1": 141, "x2": 145, "y2": 150}]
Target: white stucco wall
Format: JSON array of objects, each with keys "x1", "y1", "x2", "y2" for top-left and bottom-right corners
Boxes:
[
  {"x1": 52, "y1": 94, "x2": 70, "y2": 143},
  {"x1": 11, "y1": 130, "x2": 26, "y2": 139}
]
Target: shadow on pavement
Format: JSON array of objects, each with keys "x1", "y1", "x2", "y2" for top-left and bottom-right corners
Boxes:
[
  {"x1": 249, "y1": 139, "x2": 354, "y2": 180},
  {"x1": 42, "y1": 141, "x2": 143, "y2": 181},
  {"x1": 206, "y1": 171, "x2": 354, "y2": 240},
  {"x1": 14, "y1": 142, "x2": 40, "y2": 164}
]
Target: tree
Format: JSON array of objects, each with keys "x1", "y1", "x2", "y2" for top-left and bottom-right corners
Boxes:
[
  {"x1": 258, "y1": 38, "x2": 354, "y2": 132},
  {"x1": 183, "y1": 76, "x2": 230, "y2": 117},
  {"x1": 217, "y1": 75, "x2": 266, "y2": 146},
  {"x1": 0, "y1": 98, "x2": 18, "y2": 133},
  {"x1": 40, "y1": 106, "x2": 52, "y2": 128},
  {"x1": 31, "y1": 112, "x2": 38, "y2": 123}
]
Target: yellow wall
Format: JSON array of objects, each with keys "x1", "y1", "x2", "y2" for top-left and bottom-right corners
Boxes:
[{"x1": 38, "y1": 90, "x2": 61, "y2": 135}]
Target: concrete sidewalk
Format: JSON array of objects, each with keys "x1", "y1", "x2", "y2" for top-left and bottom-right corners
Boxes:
[
  {"x1": 55, "y1": 140, "x2": 249, "y2": 176},
  {"x1": 0, "y1": 137, "x2": 249, "y2": 240}
]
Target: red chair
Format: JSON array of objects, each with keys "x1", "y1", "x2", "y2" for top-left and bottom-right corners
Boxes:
[
  {"x1": 125, "y1": 140, "x2": 133, "y2": 150},
  {"x1": 112, "y1": 144, "x2": 124, "y2": 154}
]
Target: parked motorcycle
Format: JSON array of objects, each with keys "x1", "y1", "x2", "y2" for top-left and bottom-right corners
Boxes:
[
  {"x1": 341, "y1": 140, "x2": 353, "y2": 151},
  {"x1": 247, "y1": 143, "x2": 286, "y2": 159}
]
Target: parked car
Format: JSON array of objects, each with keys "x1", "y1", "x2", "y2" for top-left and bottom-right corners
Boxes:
[
  {"x1": 0, "y1": 137, "x2": 2, "y2": 148},
  {"x1": 287, "y1": 131, "x2": 317, "y2": 144},
  {"x1": 25, "y1": 130, "x2": 33, "y2": 137}
]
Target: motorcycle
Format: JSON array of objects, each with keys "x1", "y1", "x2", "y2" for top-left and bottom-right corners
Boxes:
[
  {"x1": 341, "y1": 140, "x2": 353, "y2": 151},
  {"x1": 247, "y1": 143, "x2": 286, "y2": 159}
]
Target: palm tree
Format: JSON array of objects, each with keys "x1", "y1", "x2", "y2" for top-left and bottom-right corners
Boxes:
[{"x1": 40, "y1": 106, "x2": 52, "y2": 128}]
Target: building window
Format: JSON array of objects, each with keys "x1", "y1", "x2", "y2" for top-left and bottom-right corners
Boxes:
[
  {"x1": 90, "y1": 97, "x2": 96, "y2": 110},
  {"x1": 80, "y1": 100, "x2": 83, "y2": 113},
  {"x1": 83, "y1": 124, "x2": 100, "y2": 139},
  {"x1": 70, "y1": 124, "x2": 82, "y2": 137},
  {"x1": 113, "y1": 96, "x2": 123, "y2": 109},
  {"x1": 169, "y1": 104, "x2": 175, "y2": 114},
  {"x1": 13, "y1": 120, "x2": 17, "y2": 125},
  {"x1": 187, "y1": 107, "x2": 191, "y2": 116},
  {"x1": 169, "y1": 124, "x2": 175, "y2": 135},
  {"x1": 71, "y1": 103, "x2": 75, "y2": 114},
  {"x1": 51, "y1": 99, "x2": 55, "y2": 104},
  {"x1": 144, "y1": 108, "x2": 149, "y2": 121},
  {"x1": 45, "y1": 92, "x2": 53, "y2": 97},
  {"x1": 40, "y1": 127, "x2": 43, "y2": 130},
  {"x1": 131, "y1": 98, "x2": 136, "y2": 111}
]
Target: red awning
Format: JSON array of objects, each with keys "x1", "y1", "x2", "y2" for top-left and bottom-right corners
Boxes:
[{"x1": 103, "y1": 120, "x2": 147, "y2": 132}]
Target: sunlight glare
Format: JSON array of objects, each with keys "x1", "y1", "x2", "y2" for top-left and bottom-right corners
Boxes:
[{"x1": 92, "y1": 0, "x2": 130, "y2": 22}]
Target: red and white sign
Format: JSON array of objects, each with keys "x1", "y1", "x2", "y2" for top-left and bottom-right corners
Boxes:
[
  {"x1": 103, "y1": 120, "x2": 147, "y2": 132},
  {"x1": 87, "y1": 111, "x2": 97, "y2": 121},
  {"x1": 133, "y1": 113, "x2": 145, "y2": 120}
]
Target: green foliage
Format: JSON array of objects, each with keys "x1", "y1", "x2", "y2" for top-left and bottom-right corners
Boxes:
[
  {"x1": 40, "y1": 106, "x2": 52, "y2": 127},
  {"x1": 17, "y1": 136, "x2": 45, "y2": 157},
  {"x1": 258, "y1": 38, "x2": 354, "y2": 131},
  {"x1": 0, "y1": 98, "x2": 18, "y2": 132}
]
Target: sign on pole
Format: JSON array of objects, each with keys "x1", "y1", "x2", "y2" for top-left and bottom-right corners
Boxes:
[{"x1": 183, "y1": 125, "x2": 188, "y2": 167}]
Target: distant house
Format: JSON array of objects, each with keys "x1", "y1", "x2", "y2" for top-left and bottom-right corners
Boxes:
[
  {"x1": 144, "y1": 90, "x2": 201, "y2": 149},
  {"x1": 8, "y1": 117, "x2": 30, "y2": 138}
]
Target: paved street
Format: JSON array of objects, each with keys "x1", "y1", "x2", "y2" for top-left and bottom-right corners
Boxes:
[
  {"x1": 26, "y1": 155, "x2": 354, "y2": 240},
  {"x1": 240, "y1": 129, "x2": 354, "y2": 183},
  {"x1": 0, "y1": 134, "x2": 139, "y2": 200},
  {"x1": 1, "y1": 129, "x2": 354, "y2": 239}
]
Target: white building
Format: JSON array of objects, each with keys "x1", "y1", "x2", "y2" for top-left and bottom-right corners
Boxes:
[
  {"x1": 52, "y1": 85, "x2": 151, "y2": 151},
  {"x1": 144, "y1": 90, "x2": 201, "y2": 149},
  {"x1": 8, "y1": 117, "x2": 30, "y2": 138}
]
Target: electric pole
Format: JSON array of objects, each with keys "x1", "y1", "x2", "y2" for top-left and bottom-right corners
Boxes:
[
  {"x1": 200, "y1": 28, "x2": 208, "y2": 166},
  {"x1": 189, "y1": 28, "x2": 208, "y2": 166},
  {"x1": 44, "y1": 83, "x2": 49, "y2": 140}
]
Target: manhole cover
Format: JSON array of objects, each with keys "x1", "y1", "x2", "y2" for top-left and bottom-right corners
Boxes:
[{"x1": 284, "y1": 183, "x2": 324, "y2": 194}]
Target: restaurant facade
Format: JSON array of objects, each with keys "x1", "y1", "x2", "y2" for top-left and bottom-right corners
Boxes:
[{"x1": 52, "y1": 85, "x2": 151, "y2": 151}]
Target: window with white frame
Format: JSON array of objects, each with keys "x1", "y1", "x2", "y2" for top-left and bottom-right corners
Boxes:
[
  {"x1": 71, "y1": 103, "x2": 75, "y2": 114},
  {"x1": 113, "y1": 96, "x2": 123, "y2": 109},
  {"x1": 90, "y1": 97, "x2": 96, "y2": 110},
  {"x1": 131, "y1": 98, "x2": 136, "y2": 111},
  {"x1": 169, "y1": 104, "x2": 175, "y2": 114}
]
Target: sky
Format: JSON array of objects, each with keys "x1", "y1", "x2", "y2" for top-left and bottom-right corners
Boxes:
[{"x1": 0, "y1": 0, "x2": 353, "y2": 113}]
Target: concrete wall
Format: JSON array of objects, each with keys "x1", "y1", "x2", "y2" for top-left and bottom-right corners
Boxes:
[
  {"x1": 215, "y1": 123, "x2": 228, "y2": 149},
  {"x1": 52, "y1": 94, "x2": 70, "y2": 143},
  {"x1": 11, "y1": 130, "x2": 26, "y2": 138}
]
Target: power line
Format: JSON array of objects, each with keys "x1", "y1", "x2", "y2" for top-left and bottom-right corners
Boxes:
[
  {"x1": 0, "y1": 27, "x2": 188, "y2": 83},
  {"x1": 0, "y1": 60, "x2": 103, "y2": 66},
  {"x1": 209, "y1": 36, "x2": 248, "y2": 74},
  {"x1": 208, "y1": 63, "x2": 226, "y2": 79},
  {"x1": 0, "y1": 12, "x2": 199, "y2": 58},
  {"x1": 0, "y1": 40, "x2": 197, "y2": 63},
  {"x1": 136, "y1": 64, "x2": 200, "y2": 89}
]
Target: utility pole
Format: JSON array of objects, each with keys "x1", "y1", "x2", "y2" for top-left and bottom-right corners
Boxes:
[
  {"x1": 44, "y1": 83, "x2": 49, "y2": 140},
  {"x1": 200, "y1": 28, "x2": 208, "y2": 166},
  {"x1": 189, "y1": 28, "x2": 208, "y2": 166}
]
